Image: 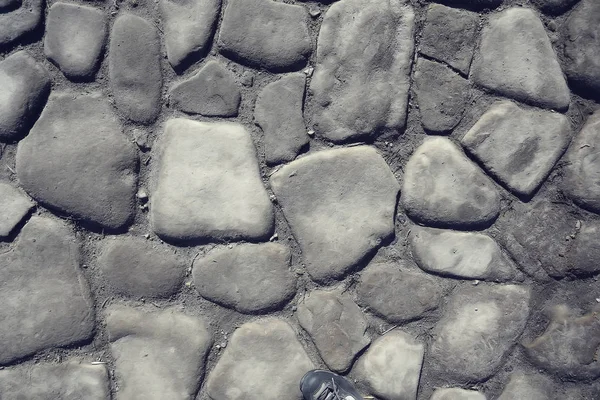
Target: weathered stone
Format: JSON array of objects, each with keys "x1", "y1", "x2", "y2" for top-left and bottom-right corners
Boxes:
[
  {"x1": 297, "y1": 289, "x2": 370, "y2": 372},
  {"x1": 429, "y1": 284, "x2": 530, "y2": 382},
  {"x1": 270, "y1": 146, "x2": 399, "y2": 282},
  {"x1": 16, "y1": 92, "x2": 138, "y2": 230},
  {"x1": 106, "y1": 306, "x2": 212, "y2": 400},
  {"x1": 0, "y1": 216, "x2": 95, "y2": 365},
  {"x1": 354, "y1": 330, "x2": 424, "y2": 400},
  {"x1": 109, "y1": 14, "x2": 162, "y2": 124},
  {"x1": 533, "y1": 0, "x2": 580, "y2": 14},
  {"x1": 44, "y1": 3, "x2": 107, "y2": 80},
  {"x1": 0, "y1": 181, "x2": 33, "y2": 237},
  {"x1": 151, "y1": 119, "x2": 274, "y2": 242},
  {"x1": 401, "y1": 137, "x2": 501, "y2": 229},
  {"x1": 255, "y1": 73, "x2": 307, "y2": 165},
  {"x1": 497, "y1": 371, "x2": 554, "y2": 400},
  {"x1": 206, "y1": 318, "x2": 314, "y2": 400},
  {"x1": 192, "y1": 243, "x2": 296, "y2": 313},
  {"x1": 310, "y1": 0, "x2": 414, "y2": 142},
  {"x1": 218, "y1": 0, "x2": 311, "y2": 71},
  {"x1": 414, "y1": 58, "x2": 470, "y2": 133},
  {"x1": 0, "y1": 0, "x2": 43, "y2": 46},
  {"x1": 569, "y1": 221, "x2": 600, "y2": 276},
  {"x1": 356, "y1": 261, "x2": 444, "y2": 323},
  {"x1": 471, "y1": 7, "x2": 570, "y2": 110},
  {"x1": 0, "y1": 51, "x2": 50, "y2": 141},
  {"x1": 169, "y1": 60, "x2": 240, "y2": 117},
  {"x1": 98, "y1": 237, "x2": 185, "y2": 298},
  {"x1": 431, "y1": 388, "x2": 487, "y2": 400}
]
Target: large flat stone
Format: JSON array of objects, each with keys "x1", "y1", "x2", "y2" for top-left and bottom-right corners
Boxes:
[
  {"x1": 431, "y1": 388, "x2": 486, "y2": 400},
  {"x1": 0, "y1": 0, "x2": 43, "y2": 46},
  {"x1": 309, "y1": 0, "x2": 414, "y2": 142},
  {"x1": 270, "y1": 146, "x2": 399, "y2": 282},
  {"x1": 0, "y1": 181, "x2": 33, "y2": 238}
]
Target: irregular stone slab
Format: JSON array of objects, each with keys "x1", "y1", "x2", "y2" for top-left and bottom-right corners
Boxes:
[
  {"x1": 0, "y1": 51, "x2": 50, "y2": 141},
  {"x1": 44, "y1": 3, "x2": 107, "y2": 80},
  {"x1": 106, "y1": 306, "x2": 212, "y2": 400},
  {"x1": 0, "y1": 0, "x2": 43, "y2": 46},
  {"x1": 98, "y1": 237, "x2": 185, "y2": 298},
  {"x1": 0, "y1": 361, "x2": 109, "y2": 400},
  {"x1": 497, "y1": 371, "x2": 554, "y2": 400},
  {"x1": 356, "y1": 261, "x2": 444, "y2": 323},
  {"x1": 0, "y1": 182, "x2": 33, "y2": 237},
  {"x1": 159, "y1": 0, "x2": 221, "y2": 70},
  {"x1": 270, "y1": 146, "x2": 399, "y2": 282},
  {"x1": 471, "y1": 7, "x2": 570, "y2": 110},
  {"x1": 414, "y1": 58, "x2": 470, "y2": 133},
  {"x1": 431, "y1": 388, "x2": 487, "y2": 400},
  {"x1": 255, "y1": 73, "x2": 307, "y2": 165},
  {"x1": 354, "y1": 330, "x2": 424, "y2": 400},
  {"x1": 218, "y1": 0, "x2": 311, "y2": 71},
  {"x1": 151, "y1": 119, "x2": 274, "y2": 242},
  {"x1": 206, "y1": 318, "x2": 314, "y2": 400},
  {"x1": 533, "y1": 0, "x2": 580, "y2": 14},
  {"x1": 297, "y1": 289, "x2": 370, "y2": 372},
  {"x1": 310, "y1": 0, "x2": 414, "y2": 142},
  {"x1": 429, "y1": 284, "x2": 531, "y2": 382},
  {"x1": 0, "y1": 216, "x2": 95, "y2": 365},
  {"x1": 16, "y1": 92, "x2": 138, "y2": 230},
  {"x1": 169, "y1": 60, "x2": 240, "y2": 117},
  {"x1": 192, "y1": 243, "x2": 296, "y2": 313},
  {"x1": 401, "y1": 137, "x2": 501, "y2": 229},
  {"x1": 109, "y1": 13, "x2": 162, "y2": 124}
]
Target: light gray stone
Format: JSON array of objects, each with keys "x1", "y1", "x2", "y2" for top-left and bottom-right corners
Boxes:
[
  {"x1": 497, "y1": 371, "x2": 554, "y2": 400},
  {"x1": 206, "y1": 318, "x2": 314, "y2": 400},
  {"x1": 310, "y1": 0, "x2": 414, "y2": 142},
  {"x1": 270, "y1": 146, "x2": 399, "y2": 282},
  {"x1": 16, "y1": 92, "x2": 138, "y2": 230},
  {"x1": 431, "y1": 388, "x2": 486, "y2": 400},
  {"x1": 0, "y1": 181, "x2": 33, "y2": 237},
  {"x1": 533, "y1": 0, "x2": 580, "y2": 14},
  {"x1": 0, "y1": 0, "x2": 43, "y2": 46}
]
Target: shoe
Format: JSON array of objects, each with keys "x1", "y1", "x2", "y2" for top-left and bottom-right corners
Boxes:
[{"x1": 300, "y1": 369, "x2": 364, "y2": 400}]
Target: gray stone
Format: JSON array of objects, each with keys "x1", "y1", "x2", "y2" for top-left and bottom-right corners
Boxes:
[
  {"x1": 16, "y1": 92, "x2": 138, "y2": 230},
  {"x1": 0, "y1": 0, "x2": 43, "y2": 46},
  {"x1": 569, "y1": 221, "x2": 600, "y2": 276},
  {"x1": 255, "y1": 73, "x2": 307, "y2": 165},
  {"x1": 310, "y1": 0, "x2": 414, "y2": 142},
  {"x1": 44, "y1": 3, "x2": 107, "y2": 80},
  {"x1": 497, "y1": 371, "x2": 554, "y2": 400},
  {"x1": 218, "y1": 0, "x2": 311, "y2": 71},
  {"x1": 533, "y1": 0, "x2": 580, "y2": 14},
  {"x1": 0, "y1": 51, "x2": 50, "y2": 141},
  {"x1": 0, "y1": 216, "x2": 95, "y2": 365},
  {"x1": 270, "y1": 146, "x2": 399, "y2": 282},
  {"x1": 109, "y1": 13, "x2": 162, "y2": 124},
  {"x1": 297, "y1": 289, "x2": 370, "y2": 372},
  {"x1": 354, "y1": 330, "x2": 424, "y2": 400},
  {"x1": 356, "y1": 261, "x2": 444, "y2": 323},
  {"x1": 151, "y1": 119, "x2": 274, "y2": 242},
  {"x1": 429, "y1": 284, "x2": 531, "y2": 383},
  {"x1": 169, "y1": 60, "x2": 241, "y2": 117},
  {"x1": 206, "y1": 318, "x2": 314, "y2": 400},
  {"x1": 0, "y1": 361, "x2": 109, "y2": 400},
  {"x1": 192, "y1": 243, "x2": 296, "y2": 313},
  {"x1": 414, "y1": 58, "x2": 470, "y2": 133},
  {"x1": 471, "y1": 7, "x2": 570, "y2": 110},
  {"x1": 401, "y1": 137, "x2": 501, "y2": 229},
  {"x1": 431, "y1": 388, "x2": 487, "y2": 400},
  {"x1": 106, "y1": 305, "x2": 212, "y2": 400},
  {"x1": 0, "y1": 181, "x2": 33, "y2": 237},
  {"x1": 98, "y1": 237, "x2": 185, "y2": 298}
]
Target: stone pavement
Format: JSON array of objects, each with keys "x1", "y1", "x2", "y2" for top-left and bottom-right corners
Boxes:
[{"x1": 1, "y1": 0, "x2": 600, "y2": 399}]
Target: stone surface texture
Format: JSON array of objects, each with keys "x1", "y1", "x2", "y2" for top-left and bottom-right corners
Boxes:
[
  {"x1": 497, "y1": 371, "x2": 555, "y2": 400},
  {"x1": 431, "y1": 388, "x2": 487, "y2": 400},
  {"x1": 0, "y1": 0, "x2": 43, "y2": 46},
  {"x1": 0, "y1": 181, "x2": 33, "y2": 237}
]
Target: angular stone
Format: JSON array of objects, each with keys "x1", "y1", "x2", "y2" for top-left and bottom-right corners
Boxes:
[
  {"x1": 310, "y1": 0, "x2": 414, "y2": 142},
  {"x1": 0, "y1": 51, "x2": 50, "y2": 141},
  {"x1": 206, "y1": 318, "x2": 314, "y2": 400},
  {"x1": 354, "y1": 330, "x2": 424, "y2": 400},
  {"x1": 192, "y1": 243, "x2": 296, "y2": 313},
  {"x1": 471, "y1": 7, "x2": 570, "y2": 110},
  {"x1": 401, "y1": 137, "x2": 501, "y2": 229},
  {"x1": 255, "y1": 73, "x2": 308, "y2": 165},
  {"x1": 0, "y1": 361, "x2": 109, "y2": 400},
  {"x1": 356, "y1": 261, "x2": 444, "y2": 323},
  {"x1": 0, "y1": 182, "x2": 33, "y2": 238},
  {"x1": 431, "y1": 388, "x2": 487, "y2": 400},
  {"x1": 169, "y1": 60, "x2": 240, "y2": 117},
  {"x1": 497, "y1": 371, "x2": 554, "y2": 400},
  {"x1": 0, "y1": 0, "x2": 43, "y2": 46},
  {"x1": 0, "y1": 216, "x2": 95, "y2": 365},
  {"x1": 106, "y1": 306, "x2": 212, "y2": 400},
  {"x1": 297, "y1": 289, "x2": 370, "y2": 372},
  {"x1": 429, "y1": 284, "x2": 530, "y2": 382},
  {"x1": 16, "y1": 92, "x2": 138, "y2": 230},
  {"x1": 159, "y1": 0, "x2": 221, "y2": 70},
  {"x1": 270, "y1": 146, "x2": 399, "y2": 282},
  {"x1": 414, "y1": 58, "x2": 470, "y2": 133},
  {"x1": 109, "y1": 14, "x2": 162, "y2": 124},
  {"x1": 533, "y1": 0, "x2": 580, "y2": 14},
  {"x1": 218, "y1": 0, "x2": 311, "y2": 71},
  {"x1": 151, "y1": 119, "x2": 274, "y2": 242},
  {"x1": 44, "y1": 3, "x2": 107, "y2": 80}
]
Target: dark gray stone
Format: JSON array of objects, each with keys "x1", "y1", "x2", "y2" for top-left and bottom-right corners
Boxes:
[
  {"x1": 533, "y1": 0, "x2": 581, "y2": 14},
  {"x1": 436, "y1": 0, "x2": 501, "y2": 9},
  {"x1": 0, "y1": 0, "x2": 20, "y2": 11},
  {"x1": 0, "y1": 181, "x2": 33, "y2": 238},
  {"x1": 0, "y1": 0, "x2": 43, "y2": 46}
]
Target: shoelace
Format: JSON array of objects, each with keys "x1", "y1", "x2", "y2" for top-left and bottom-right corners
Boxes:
[{"x1": 315, "y1": 378, "x2": 356, "y2": 400}]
